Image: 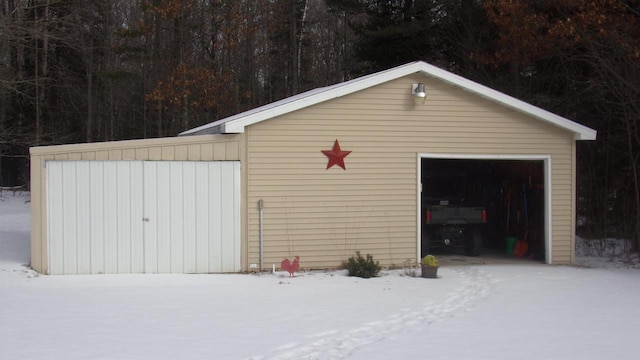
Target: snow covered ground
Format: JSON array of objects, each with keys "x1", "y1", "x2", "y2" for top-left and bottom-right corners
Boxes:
[{"x1": 1, "y1": 191, "x2": 639, "y2": 360}]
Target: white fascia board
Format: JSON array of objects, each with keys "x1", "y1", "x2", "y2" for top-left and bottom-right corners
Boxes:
[
  {"x1": 462, "y1": 85, "x2": 597, "y2": 140},
  {"x1": 223, "y1": 92, "x2": 336, "y2": 133},
  {"x1": 179, "y1": 119, "x2": 224, "y2": 135},
  {"x1": 223, "y1": 63, "x2": 425, "y2": 133},
  {"x1": 184, "y1": 61, "x2": 597, "y2": 140},
  {"x1": 415, "y1": 62, "x2": 597, "y2": 141}
]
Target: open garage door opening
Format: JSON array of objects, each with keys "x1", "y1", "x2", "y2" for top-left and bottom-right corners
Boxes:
[{"x1": 420, "y1": 157, "x2": 546, "y2": 262}]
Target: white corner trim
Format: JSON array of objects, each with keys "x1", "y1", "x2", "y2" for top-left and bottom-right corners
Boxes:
[
  {"x1": 416, "y1": 153, "x2": 422, "y2": 262},
  {"x1": 545, "y1": 157, "x2": 553, "y2": 264}
]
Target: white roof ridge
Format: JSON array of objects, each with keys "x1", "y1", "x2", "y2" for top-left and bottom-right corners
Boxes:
[{"x1": 180, "y1": 61, "x2": 596, "y2": 140}]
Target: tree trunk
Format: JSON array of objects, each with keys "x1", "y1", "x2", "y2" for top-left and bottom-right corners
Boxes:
[
  {"x1": 86, "y1": 50, "x2": 93, "y2": 142},
  {"x1": 157, "y1": 101, "x2": 162, "y2": 137},
  {"x1": 624, "y1": 112, "x2": 640, "y2": 250},
  {"x1": 296, "y1": 0, "x2": 308, "y2": 93},
  {"x1": 109, "y1": 79, "x2": 115, "y2": 141},
  {"x1": 289, "y1": 0, "x2": 297, "y2": 95},
  {"x1": 33, "y1": 1, "x2": 42, "y2": 144},
  {"x1": 182, "y1": 94, "x2": 189, "y2": 131}
]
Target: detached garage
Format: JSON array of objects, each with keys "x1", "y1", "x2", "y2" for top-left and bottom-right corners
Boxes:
[{"x1": 30, "y1": 61, "x2": 596, "y2": 274}]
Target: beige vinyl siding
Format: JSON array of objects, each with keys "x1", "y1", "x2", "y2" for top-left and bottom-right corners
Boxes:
[
  {"x1": 30, "y1": 134, "x2": 244, "y2": 274},
  {"x1": 246, "y1": 74, "x2": 575, "y2": 268}
]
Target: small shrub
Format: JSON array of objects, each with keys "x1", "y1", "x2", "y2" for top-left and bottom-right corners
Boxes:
[
  {"x1": 347, "y1": 251, "x2": 381, "y2": 278},
  {"x1": 402, "y1": 259, "x2": 419, "y2": 277},
  {"x1": 421, "y1": 255, "x2": 439, "y2": 267}
]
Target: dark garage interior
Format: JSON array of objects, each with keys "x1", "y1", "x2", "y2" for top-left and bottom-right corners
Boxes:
[{"x1": 421, "y1": 158, "x2": 545, "y2": 261}]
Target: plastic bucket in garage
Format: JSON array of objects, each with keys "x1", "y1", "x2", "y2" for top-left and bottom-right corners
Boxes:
[{"x1": 506, "y1": 237, "x2": 517, "y2": 255}]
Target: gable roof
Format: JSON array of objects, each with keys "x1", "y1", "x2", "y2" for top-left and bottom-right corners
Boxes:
[{"x1": 180, "y1": 61, "x2": 597, "y2": 140}]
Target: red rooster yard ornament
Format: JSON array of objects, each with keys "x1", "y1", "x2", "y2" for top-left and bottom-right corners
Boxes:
[{"x1": 280, "y1": 256, "x2": 300, "y2": 277}]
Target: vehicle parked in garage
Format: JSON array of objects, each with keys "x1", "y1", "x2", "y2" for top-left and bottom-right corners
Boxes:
[{"x1": 421, "y1": 168, "x2": 487, "y2": 256}]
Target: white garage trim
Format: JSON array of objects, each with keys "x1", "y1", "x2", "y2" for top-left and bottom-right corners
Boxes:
[
  {"x1": 417, "y1": 154, "x2": 552, "y2": 264},
  {"x1": 181, "y1": 61, "x2": 596, "y2": 141},
  {"x1": 45, "y1": 160, "x2": 241, "y2": 274}
]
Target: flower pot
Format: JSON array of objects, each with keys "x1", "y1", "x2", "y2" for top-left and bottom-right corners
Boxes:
[{"x1": 421, "y1": 265, "x2": 438, "y2": 278}]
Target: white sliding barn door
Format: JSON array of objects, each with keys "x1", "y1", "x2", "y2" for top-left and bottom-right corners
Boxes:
[{"x1": 46, "y1": 161, "x2": 241, "y2": 274}]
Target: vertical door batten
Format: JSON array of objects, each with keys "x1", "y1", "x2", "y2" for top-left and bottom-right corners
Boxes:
[
  {"x1": 182, "y1": 162, "x2": 197, "y2": 273},
  {"x1": 89, "y1": 161, "x2": 105, "y2": 273},
  {"x1": 143, "y1": 161, "x2": 158, "y2": 273},
  {"x1": 76, "y1": 162, "x2": 92, "y2": 274},
  {"x1": 195, "y1": 164, "x2": 210, "y2": 273}
]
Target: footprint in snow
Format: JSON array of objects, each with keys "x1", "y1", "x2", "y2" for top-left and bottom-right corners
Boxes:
[{"x1": 255, "y1": 267, "x2": 494, "y2": 360}]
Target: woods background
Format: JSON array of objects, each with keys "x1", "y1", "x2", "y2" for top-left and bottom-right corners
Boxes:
[{"x1": 1, "y1": 0, "x2": 639, "y2": 247}]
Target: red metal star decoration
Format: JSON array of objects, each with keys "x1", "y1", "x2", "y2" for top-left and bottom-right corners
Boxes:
[{"x1": 321, "y1": 139, "x2": 352, "y2": 170}]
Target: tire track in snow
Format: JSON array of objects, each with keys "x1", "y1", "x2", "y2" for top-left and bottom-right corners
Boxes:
[{"x1": 249, "y1": 267, "x2": 494, "y2": 360}]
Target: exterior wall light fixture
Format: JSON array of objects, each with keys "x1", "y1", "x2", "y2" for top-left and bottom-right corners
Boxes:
[{"x1": 412, "y1": 83, "x2": 426, "y2": 98}]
